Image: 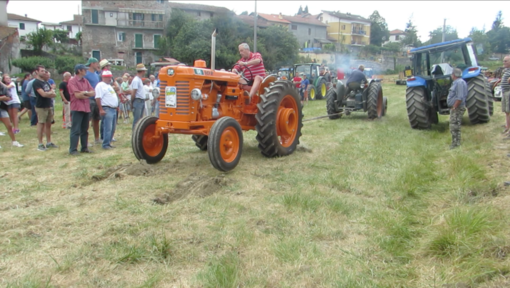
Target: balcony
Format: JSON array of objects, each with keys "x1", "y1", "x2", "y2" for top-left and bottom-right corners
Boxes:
[
  {"x1": 351, "y1": 29, "x2": 367, "y2": 36},
  {"x1": 117, "y1": 20, "x2": 164, "y2": 29}
]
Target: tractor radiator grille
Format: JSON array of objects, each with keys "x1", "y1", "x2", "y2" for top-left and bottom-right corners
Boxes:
[
  {"x1": 158, "y1": 81, "x2": 190, "y2": 115},
  {"x1": 175, "y1": 81, "x2": 190, "y2": 115}
]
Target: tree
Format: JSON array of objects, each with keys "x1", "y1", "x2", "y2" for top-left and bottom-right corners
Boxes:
[
  {"x1": 469, "y1": 28, "x2": 491, "y2": 60},
  {"x1": 297, "y1": 6, "x2": 303, "y2": 15},
  {"x1": 369, "y1": 10, "x2": 390, "y2": 47},
  {"x1": 52, "y1": 30, "x2": 69, "y2": 43},
  {"x1": 423, "y1": 26, "x2": 458, "y2": 45},
  {"x1": 487, "y1": 11, "x2": 510, "y2": 54},
  {"x1": 361, "y1": 44, "x2": 381, "y2": 57},
  {"x1": 258, "y1": 25, "x2": 299, "y2": 70},
  {"x1": 382, "y1": 42, "x2": 401, "y2": 53},
  {"x1": 304, "y1": 5, "x2": 309, "y2": 14},
  {"x1": 26, "y1": 28, "x2": 53, "y2": 55},
  {"x1": 240, "y1": 11, "x2": 248, "y2": 16},
  {"x1": 401, "y1": 19, "x2": 420, "y2": 48},
  {"x1": 492, "y1": 10, "x2": 503, "y2": 31}
]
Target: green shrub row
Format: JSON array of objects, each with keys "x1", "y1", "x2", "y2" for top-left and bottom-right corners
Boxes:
[{"x1": 12, "y1": 56, "x2": 84, "y2": 75}]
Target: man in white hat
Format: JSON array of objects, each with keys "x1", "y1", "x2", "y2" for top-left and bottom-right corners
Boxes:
[
  {"x1": 95, "y1": 70, "x2": 118, "y2": 149},
  {"x1": 131, "y1": 63, "x2": 147, "y2": 130}
]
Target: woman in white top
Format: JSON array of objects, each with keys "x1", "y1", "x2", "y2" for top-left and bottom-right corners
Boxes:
[{"x1": 1, "y1": 74, "x2": 21, "y2": 134}]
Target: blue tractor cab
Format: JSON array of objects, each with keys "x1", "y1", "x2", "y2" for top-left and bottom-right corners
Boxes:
[{"x1": 405, "y1": 38, "x2": 492, "y2": 129}]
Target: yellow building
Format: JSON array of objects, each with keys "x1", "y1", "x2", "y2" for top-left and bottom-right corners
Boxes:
[{"x1": 317, "y1": 10, "x2": 371, "y2": 47}]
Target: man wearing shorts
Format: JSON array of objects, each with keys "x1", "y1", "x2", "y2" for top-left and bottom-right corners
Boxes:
[
  {"x1": 59, "y1": 72, "x2": 72, "y2": 129},
  {"x1": 32, "y1": 65, "x2": 57, "y2": 151},
  {"x1": 501, "y1": 55, "x2": 510, "y2": 137}
]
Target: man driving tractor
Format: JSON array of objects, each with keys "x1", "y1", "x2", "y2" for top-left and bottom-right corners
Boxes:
[
  {"x1": 345, "y1": 64, "x2": 368, "y2": 95},
  {"x1": 232, "y1": 43, "x2": 266, "y2": 103}
]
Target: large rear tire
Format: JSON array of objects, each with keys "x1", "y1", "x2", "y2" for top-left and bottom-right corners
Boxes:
[
  {"x1": 132, "y1": 116, "x2": 168, "y2": 164},
  {"x1": 367, "y1": 82, "x2": 383, "y2": 119},
  {"x1": 406, "y1": 87, "x2": 431, "y2": 129},
  {"x1": 191, "y1": 135, "x2": 208, "y2": 151},
  {"x1": 467, "y1": 75, "x2": 490, "y2": 124},
  {"x1": 207, "y1": 117, "x2": 243, "y2": 172},
  {"x1": 317, "y1": 79, "x2": 327, "y2": 100},
  {"x1": 326, "y1": 88, "x2": 341, "y2": 119},
  {"x1": 256, "y1": 80, "x2": 303, "y2": 157}
]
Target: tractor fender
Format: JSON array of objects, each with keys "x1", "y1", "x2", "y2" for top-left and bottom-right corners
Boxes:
[
  {"x1": 335, "y1": 80, "x2": 346, "y2": 103},
  {"x1": 406, "y1": 76, "x2": 427, "y2": 88},
  {"x1": 314, "y1": 75, "x2": 325, "y2": 87},
  {"x1": 461, "y1": 67, "x2": 481, "y2": 80}
]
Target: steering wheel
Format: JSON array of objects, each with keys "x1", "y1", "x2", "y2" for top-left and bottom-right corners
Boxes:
[{"x1": 232, "y1": 62, "x2": 253, "y2": 84}]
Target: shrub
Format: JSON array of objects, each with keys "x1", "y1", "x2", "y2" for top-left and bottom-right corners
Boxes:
[
  {"x1": 11, "y1": 56, "x2": 54, "y2": 72},
  {"x1": 54, "y1": 56, "x2": 83, "y2": 74}
]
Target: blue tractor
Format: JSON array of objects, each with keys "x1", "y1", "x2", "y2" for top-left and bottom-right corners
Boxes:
[{"x1": 405, "y1": 38, "x2": 493, "y2": 129}]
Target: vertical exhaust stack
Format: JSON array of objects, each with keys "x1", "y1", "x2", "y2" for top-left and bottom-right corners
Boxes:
[{"x1": 211, "y1": 28, "x2": 217, "y2": 70}]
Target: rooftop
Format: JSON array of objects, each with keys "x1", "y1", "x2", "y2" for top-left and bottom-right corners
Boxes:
[
  {"x1": 283, "y1": 14, "x2": 327, "y2": 27},
  {"x1": 60, "y1": 15, "x2": 83, "y2": 26},
  {"x1": 258, "y1": 13, "x2": 291, "y2": 24},
  {"x1": 390, "y1": 29, "x2": 405, "y2": 35},
  {"x1": 236, "y1": 15, "x2": 270, "y2": 28},
  {"x1": 7, "y1": 13, "x2": 41, "y2": 23},
  {"x1": 168, "y1": 2, "x2": 231, "y2": 14},
  {"x1": 321, "y1": 10, "x2": 370, "y2": 23}
]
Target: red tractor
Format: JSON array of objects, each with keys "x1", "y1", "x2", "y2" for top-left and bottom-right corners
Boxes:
[{"x1": 131, "y1": 58, "x2": 303, "y2": 172}]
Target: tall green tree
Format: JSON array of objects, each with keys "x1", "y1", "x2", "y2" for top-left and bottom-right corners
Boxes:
[
  {"x1": 469, "y1": 28, "x2": 491, "y2": 60},
  {"x1": 304, "y1": 6, "x2": 309, "y2": 14},
  {"x1": 257, "y1": 25, "x2": 299, "y2": 70},
  {"x1": 369, "y1": 10, "x2": 390, "y2": 46},
  {"x1": 401, "y1": 19, "x2": 420, "y2": 47},
  {"x1": 52, "y1": 30, "x2": 69, "y2": 43},
  {"x1": 487, "y1": 11, "x2": 510, "y2": 54},
  {"x1": 492, "y1": 11, "x2": 503, "y2": 31},
  {"x1": 423, "y1": 26, "x2": 458, "y2": 45},
  {"x1": 26, "y1": 28, "x2": 53, "y2": 55}
]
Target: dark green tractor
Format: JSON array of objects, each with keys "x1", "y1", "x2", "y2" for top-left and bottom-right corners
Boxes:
[{"x1": 294, "y1": 63, "x2": 329, "y2": 100}]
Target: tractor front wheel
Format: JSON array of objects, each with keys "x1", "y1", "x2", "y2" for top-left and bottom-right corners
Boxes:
[
  {"x1": 132, "y1": 116, "x2": 168, "y2": 163},
  {"x1": 317, "y1": 79, "x2": 327, "y2": 100},
  {"x1": 308, "y1": 86, "x2": 316, "y2": 101},
  {"x1": 256, "y1": 80, "x2": 303, "y2": 157},
  {"x1": 367, "y1": 82, "x2": 383, "y2": 119},
  {"x1": 192, "y1": 135, "x2": 208, "y2": 151},
  {"x1": 467, "y1": 75, "x2": 490, "y2": 124},
  {"x1": 406, "y1": 87, "x2": 431, "y2": 129},
  {"x1": 207, "y1": 117, "x2": 243, "y2": 172},
  {"x1": 326, "y1": 88, "x2": 341, "y2": 119}
]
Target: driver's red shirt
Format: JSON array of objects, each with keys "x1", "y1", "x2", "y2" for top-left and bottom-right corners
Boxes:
[{"x1": 233, "y1": 52, "x2": 266, "y2": 80}]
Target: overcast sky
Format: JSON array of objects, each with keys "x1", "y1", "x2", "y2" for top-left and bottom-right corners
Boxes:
[{"x1": 6, "y1": 0, "x2": 505, "y2": 41}]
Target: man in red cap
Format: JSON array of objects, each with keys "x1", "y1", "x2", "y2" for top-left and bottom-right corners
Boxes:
[{"x1": 94, "y1": 70, "x2": 118, "y2": 150}]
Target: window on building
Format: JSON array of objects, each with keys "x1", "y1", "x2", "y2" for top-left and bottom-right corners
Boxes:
[
  {"x1": 92, "y1": 9, "x2": 98, "y2": 24},
  {"x1": 117, "y1": 32, "x2": 126, "y2": 42},
  {"x1": 19, "y1": 23, "x2": 25, "y2": 30},
  {"x1": 135, "y1": 52, "x2": 142, "y2": 65},
  {"x1": 135, "y1": 33, "x2": 143, "y2": 48},
  {"x1": 308, "y1": 28, "x2": 311, "y2": 35},
  {"x1": 67, "y1": 25, "x2": 72, "y2": 32},
  {"x1": 151, "y1": 14, "x2": 156, "y2": 21},
  {"x1": 395, "y1": 35, "x2": 400, "y2": 41},
  {"x1": 154, "y1": 34, "x2": 161, "y2": 48},
  {"x1": 341, "y1": 25, "x2": 345, "y2": 30},
  {"x1": 133, "y1": 13, "x2": 144, "y2": 21},
  {"x1": 92, "y1": 50, "x2": 100, "y2": 60},
  {"x1": 291, "y1": 24, "x2": 297, "y2": 30}
]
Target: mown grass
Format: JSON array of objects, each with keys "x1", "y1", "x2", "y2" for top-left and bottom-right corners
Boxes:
[{"x1": 1, "y1": 81, "x2": 509, "y2": 287}]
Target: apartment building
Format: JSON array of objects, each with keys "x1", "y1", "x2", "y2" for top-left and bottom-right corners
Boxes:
[{"x1": 318, "y1": 10, "x2": 371, "y2": 47}]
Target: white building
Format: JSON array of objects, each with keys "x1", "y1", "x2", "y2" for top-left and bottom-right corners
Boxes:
[
  {"x1": 59, "y1": 14, "x2": 83, "y2": 40},
  {"x1": 7, "y1": 13, "x2": 41, "y2": 38},
  {"x1": 386, "y1": 29, "x2": 406, "y2": 44}
]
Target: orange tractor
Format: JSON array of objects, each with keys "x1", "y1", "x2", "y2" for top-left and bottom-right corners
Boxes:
[{"x1": 131, "y1": 59, "x2": 303, "y2": 172}]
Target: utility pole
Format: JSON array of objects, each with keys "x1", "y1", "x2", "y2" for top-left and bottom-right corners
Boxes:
[{"x1": 253, "y1": 0, "x2": 257, "y2": 53}]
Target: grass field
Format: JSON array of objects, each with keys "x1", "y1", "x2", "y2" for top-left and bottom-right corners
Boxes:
[{"x1": 1, "y1": 81, "x2": 510, "y2": 287}]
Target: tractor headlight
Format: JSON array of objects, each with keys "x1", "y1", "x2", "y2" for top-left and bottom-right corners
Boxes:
[
  {"x1": 191, "y1": 88, "x2": 202, "y2": 100},
  {"x1": 360, "y1": 83, "x2": 365, "y2": 89},
  {"x1": 167, "y1": 68, "x2": 174, "y2": 76}
]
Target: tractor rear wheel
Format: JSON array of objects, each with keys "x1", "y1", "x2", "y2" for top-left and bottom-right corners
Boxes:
[
  {"x1": 367, "y1": 82, "x2": 383, "y2": 119},
  {"x1": 207, "y1": 117, "x2": 243, "y2": 172},
  {"x1": 382, "y1": 96, "x2": 388, "y2": 116},
  {"x1": 132, "y1": 116, "x2": 168, "y2": 163},
  {"x1": 317, "y1": 79, "x2": 327, "y2": 100},
  {"x1": 256, "y1": 80, "x2": 303, "y2": 157},
  {"x1": 485, "y1": 81, "x2": 494, "y2": 116},
  {"x1": 467, "y1": 75, "x2": 490, "y2": 124},
  {"x1": 406, "y1": 87, "x2": 431, "y2": 129},
  {"x1": 309, "y1": 86, "x2": 316, "y2": 101},
  {"x1": 326, "y1": 88, "x2": 341, "y2": 119},
  {"x1": 192, "y1": 135, "x2": 208, "y2": 151}
]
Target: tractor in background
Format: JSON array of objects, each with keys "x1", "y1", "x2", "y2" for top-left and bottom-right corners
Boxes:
[
  {"x1": 326, "y1": 77, "x2": 387, "y2": 120},
  {"x1": 132, "y1": 34, "x2": 303, "y2": 172},
  {"x1": 294, "y1": 63, "x2": 329, "y2": 100},
  {"x1": 405, "y1": 38, "x2": 493, "y2": 129}
]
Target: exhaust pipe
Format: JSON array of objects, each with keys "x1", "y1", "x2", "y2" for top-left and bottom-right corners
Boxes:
[{"x1": 211, "y1": 28, "x2": 217, "y2": 70}]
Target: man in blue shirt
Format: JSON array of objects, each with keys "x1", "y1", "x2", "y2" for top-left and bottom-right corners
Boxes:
[
  {"x1": 299, "y1": 73, "x2": 309, "y2": 105},
  {"x1": 25, "y1": 71, "x2": 38, "y2": 126},
  {"x1": 83, "y1": 57, "x2": 101, "y2": 145},
  {"x1": 345, "y1": 65, "x2": 368, "y2": 95},
  {"x1": 447, "y1": 68, "x2": 467, "y2": 149}
]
